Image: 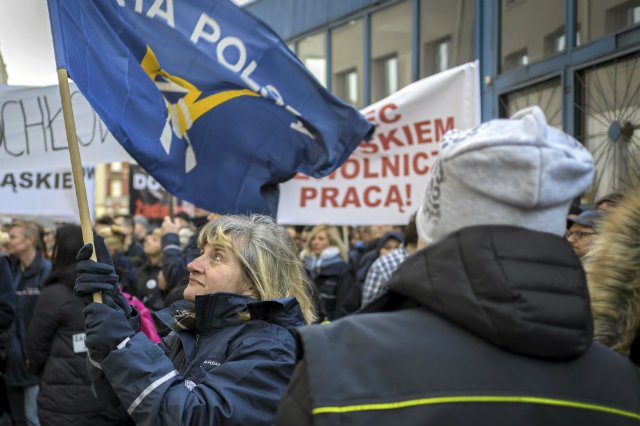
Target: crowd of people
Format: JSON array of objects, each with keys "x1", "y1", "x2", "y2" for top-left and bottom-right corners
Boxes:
[{"x1": 0, "y1": 106, "x2": 639, "y2": 425}]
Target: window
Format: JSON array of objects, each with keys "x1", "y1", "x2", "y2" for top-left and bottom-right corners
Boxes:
[
  {"x1": 424, "y1": 37, "x2": 452, "y2": 75},
  {"x1": 331, "y1": 19, "x2": 364, "y2": 107},
  {"x1": 336, "y1": 69, "x2": 359, "y2": 107},
  {"x1": 544, "y1": 27, "x2": 566, "y2": 56},
  {"x1": 576, "y1": 54, "x2": 640, "y2": 201},
  {"x1": 500, "y1": 78, "x2": 562, "y2": 129},
  {"x1": 373, "y1": 56, "x2": 399, "y2": 100},
  {"x1": 501, "y1": 0, "x2": 565, "y2": 72},
  {"x1": 577, "y1": 0, "x2": 640, "y2": 46},
  {"x1": 110, "y1": 179, "x2": 123, "y2": 198},
  {"x1": 296, "y1": 32, "x2": 327, "y2": 87},
  {"x1": 420, "y1": 0, "x2": 474, "y2": 78},
  {"x1": 371, "y1": 1, "x2": 412, "y2": 102},
  {"x1": 503, "y1": 49, "x2": 529, "y2": 70}
]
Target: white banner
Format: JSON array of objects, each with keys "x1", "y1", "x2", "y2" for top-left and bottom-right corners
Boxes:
[
  {"x1": 0, "y1": 166, "x2": 96, "y2": 222},
  {"x1": 277, "y1": 61, "x2": 481, "y2": 225},
  {"x1": 0, "y1": 83, "x2": 131, "y2": 173}
]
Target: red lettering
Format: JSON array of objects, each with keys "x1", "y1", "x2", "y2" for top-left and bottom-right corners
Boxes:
[
  {"x1": 363, "y1": 109, "x2": 376, "y2": 125},
  {"x1": 414, "y1": 120, "x2": 433, "y2": 144},
  {"x1": 379, "y1": 103, "x2": 401, "y2": 124},
  {"x1": 359, "y1": 140, "x2": 379, "y2": 155},
  {"x1": 435, "y1": 116, "x2": 455, "y2": 141},
  {"x1": 134, "y1": 199, "x2": 144, "y2": 215},
  {"x1": 340, "y1": 159, "x2": 360, "y2": 179},
  {"x1": 363, "y1": 186, "x2": 382, "y2": 207},
  {"x1": 293, "y1": 172, "x2": 310, "y2": 180},
  {"x1": 384, "y1": 185, "x2": 404, "y2": 213},
  {"x1": 402, "y1": 124, "x2": 414, "y2": 146},
  {"x1": 413, "y1": 152, "x2": 430, "y2": 175},
  {"x1": 362, "y1": 158, "x2": 379, "y2": 178},
  {"x1": 341, "y1": 187, "x2": 362, "y2": 208},
  {"x1": 381, "y1": 155, "x2": 399, "y2": 177},
  {"x1": 378, "y1": 129, "x2": 404, "y2": 151},
  {"x1": 300, "y1": 187, "x2": 317, "y2": 207},
  {"x1": 321, "y1": 187, "x2": 339, "y2": 208}
]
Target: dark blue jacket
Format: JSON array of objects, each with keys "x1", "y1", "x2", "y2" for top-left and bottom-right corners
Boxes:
[
  {"x1": 161, "y1": 232, "x2": 199, "y2": 292},
  {"x1": 100, "y1": 293, "x2": 305, "y2": 426},
  {"x1": 5, "y1": 252, "x2": 51, "y2": 387}
]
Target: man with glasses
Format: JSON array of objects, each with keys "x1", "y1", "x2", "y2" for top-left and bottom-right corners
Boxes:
[{"x1": 567, "y1": 210, "x2": 602, "y2": 259}]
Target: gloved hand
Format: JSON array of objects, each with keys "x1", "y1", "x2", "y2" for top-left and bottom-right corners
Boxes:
[
  {"x1": 75, "y1": 242, "x2": 133, "y2": 319},
  {"x1": 84, "y1": 303, "x2": 136, "y2": 365}
]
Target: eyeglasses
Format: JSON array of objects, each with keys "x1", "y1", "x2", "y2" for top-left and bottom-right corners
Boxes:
[{"x1": 566, "y1": 231, "x2": 595, "y2": 240}]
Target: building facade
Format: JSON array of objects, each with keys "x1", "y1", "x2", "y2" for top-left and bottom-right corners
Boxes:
[{"x1": 247, "y1": 0, "x2": 640, "y2": 202}]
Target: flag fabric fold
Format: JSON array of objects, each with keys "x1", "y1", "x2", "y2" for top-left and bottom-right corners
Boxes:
[{"x1": 47, "y1": 0, "x2": 373, "y2": 216}]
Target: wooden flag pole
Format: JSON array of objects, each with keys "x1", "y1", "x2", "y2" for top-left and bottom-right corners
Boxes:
[
  {"x1": 168, "y1": 194, "x2": 175, "y2": 220},
  {"x1": 341, "y1": 224, "x2": 350, "y2": 253},
  {"x1": 56, "y1": 68, "x2": 102, "y2": 304}
]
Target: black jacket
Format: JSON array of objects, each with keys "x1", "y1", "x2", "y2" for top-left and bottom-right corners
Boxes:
[
  {"x1": 135, "y1": 261, "x2": 164, "y2": 311},
  {"x1": 26, "y1": 282, "x2": 126, "y2": 425},
  {"x1": 0, "y1": 255, "x2": 15, "y2": 371},
  {"x1": 303, "y1": 253, "x2": 354, "y2": 321},
  {"x1": 275, "y1": 226, "x2": 640, "y2": 426}
]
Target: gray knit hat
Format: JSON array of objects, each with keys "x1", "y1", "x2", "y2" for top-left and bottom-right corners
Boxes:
[{"x1": 416, "y1": 106, "x2": 595, "y2": 245}]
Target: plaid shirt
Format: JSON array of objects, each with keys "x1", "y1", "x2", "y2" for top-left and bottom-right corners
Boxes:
[{"x1": 362, "y1": 246, "x2": 409, "y2": 307}]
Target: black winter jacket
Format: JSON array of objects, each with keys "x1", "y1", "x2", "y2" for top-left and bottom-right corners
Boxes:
[
  {"x1": 303, "y1": 252, "x2": 354, "y2": 321},
  {"x1": 26, "y1": 282, "x2": 126, "y2": 425},
  {"x1": 0, "y1": 255, "x2": 15, "y2": 372},
  {"x1": 275, "y1": 226, "x2": 640, "y2": 426},
  {"x1": 135, "y1": 261, "x2": 164, "y2": 311}
]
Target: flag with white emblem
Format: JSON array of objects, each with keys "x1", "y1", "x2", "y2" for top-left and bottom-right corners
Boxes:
[{"x1": 47, "y1": 0, "x2": 374, "y2": 216}]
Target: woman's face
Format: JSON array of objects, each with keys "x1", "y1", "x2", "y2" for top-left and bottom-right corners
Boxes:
[
  {"x1": 143, "y1": 234, "x2": 161, "y2": 256},
  {"x1": 311, "y1": 230, "x2": 330, "y2": 255},
  {"x1": 184, "y1": 243, "x2": 250, "y2": 302}
]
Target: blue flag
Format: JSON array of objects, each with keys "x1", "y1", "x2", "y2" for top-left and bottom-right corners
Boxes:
[{"x1": 47, "y1": 0, "x2": 373, "y2": 217}]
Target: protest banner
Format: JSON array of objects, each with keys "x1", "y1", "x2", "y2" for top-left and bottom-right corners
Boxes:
[
  {"x1": 129, "y1": 164, "x2": 194, "y2": 224},
  {"x1": 277, "y1": 61, "x2": 481, "y2": 225},
  {"x1": 0, "y1": 83, "x2": 131, "y2": 173},
  {"x1": 0, "y1": 166, "x2": 95, "y2": 221}
]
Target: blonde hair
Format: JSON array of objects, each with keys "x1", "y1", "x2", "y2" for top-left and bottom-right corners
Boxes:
[
  {"x1": 303, "y1": 224, "x2": 348, "y2": 261},
  {"x1": 198, "y1": 215, "x2": 316, "y2": 324},
  {"x1": 97, "y1": 226, "x2": 126, "y2": 254},
  {"x1": 585, "y1": 188, "x2": 640, "y2": 357}
]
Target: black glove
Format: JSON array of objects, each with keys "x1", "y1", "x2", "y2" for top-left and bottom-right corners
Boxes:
[
  {"x1": 84, "y1": 303, "x2": 136, "y2": 365},
  {"x1": 75, "y1": 243, "x2": 133, "y2": 318}
]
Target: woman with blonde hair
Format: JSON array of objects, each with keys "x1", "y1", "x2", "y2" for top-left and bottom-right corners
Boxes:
[
  {"x1": 301, "y1": 224, "x2": 354, "y2": 320},
  {"x1": 585, "y1": 188, "x2": 640, "y2": 363},
  {"x1": 74, "y1": 215, "x2": 315, "y2": 425}
]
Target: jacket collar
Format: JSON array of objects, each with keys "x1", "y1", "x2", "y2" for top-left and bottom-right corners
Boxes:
[
  {"x1": 386, "y1": 225, "x2": 593, "y2": 359},
  {"x1": 155, "y1": 292, "x2": 305, "y2": 335}
]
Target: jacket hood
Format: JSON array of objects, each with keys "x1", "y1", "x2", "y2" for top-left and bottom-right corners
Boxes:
[
  {"x1": 156, "y1": 293, "x2": 305, "y2": 335},
  {"x1": 585, "y1": 188, "x2": 640, "y2": 357},
  {"x1": 388, "y1": 225, "x2": 593, "y2": 359}
]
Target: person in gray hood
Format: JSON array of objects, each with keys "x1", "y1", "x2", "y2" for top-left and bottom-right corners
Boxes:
[{"x1": 274, "y1": 107, "x2": 640, "y2": 426}]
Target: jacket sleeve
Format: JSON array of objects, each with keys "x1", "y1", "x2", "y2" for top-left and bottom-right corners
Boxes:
[
  {"x1": 101, "y1": 331, "x2": 296, "y2": 426},
  {"x1": 0, "y1": 256, "x2": 14, "y2": 331},
  {"x1": 161, "y1": 233, "x2": 198, "y2": 290},
  {"x1": 25, "y1": 286, "x2": 62, "y2": 376},
  {"x1": 273, "y1": 359, "x2": 314, "y2": 426}
]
